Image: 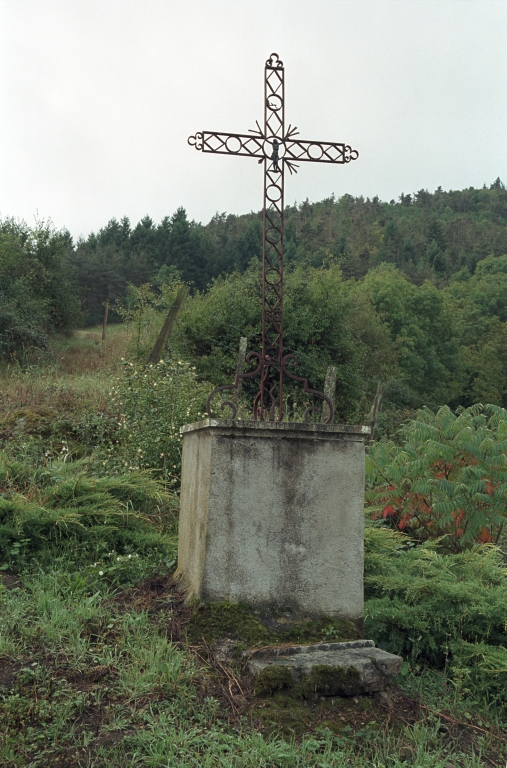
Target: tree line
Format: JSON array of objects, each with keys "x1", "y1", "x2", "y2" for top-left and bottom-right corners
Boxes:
[{"x1": 66, "y1": 178, "x2": 507, "y2": 326}]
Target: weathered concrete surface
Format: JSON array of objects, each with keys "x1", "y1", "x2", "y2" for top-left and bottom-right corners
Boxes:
[
  {"x1": 176, "y1": 419, "x2": 368, "y2": 620},
  {"x1": 245, "y1": 640, "x2": 402, "y2": 697}
]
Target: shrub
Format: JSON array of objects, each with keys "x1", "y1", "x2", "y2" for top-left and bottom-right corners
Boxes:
[
  {"x1": 0, "y1": 219, "x2": 79, "y2": 362},
  {"x1": 0, "y1": 454, "x2": 177, "y2": 578},
  {"x1": 364, "y1": 523, "x2": 507, "y2": 703},
  {"x1": 109, "y1": 359, "x2": 209, "y2": 485},
  {"x1": 366, "y1": 404, "x2": 507, "y2": 551},
  {"x1": 173, "y1": 265, "x2": 397, "y2": 422}
]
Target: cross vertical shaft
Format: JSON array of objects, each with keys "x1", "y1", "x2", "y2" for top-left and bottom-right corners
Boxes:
[{"x1": 259, "y1": 54, "x2": 285, "y2": 420}]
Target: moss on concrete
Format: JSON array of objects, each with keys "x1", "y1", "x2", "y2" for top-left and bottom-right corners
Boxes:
[
  {"x1": 187, "y1": 602, "x2": 273, "y2": 646},
  {"x1": 187, "y1": 601, "x2": 362, "y2": 648},
  {"x1": 299, "y1": 664, "x2": 362, "y2": 698},
  {"x1": 282, "y1": 617, "x2": 360, "y2": 644},
  {"x1": 254, "y1": 666, "x2": 293, "y2": 696},
  {"x1": 252, "y1": 663, "x2": 363, "y2": 700}
]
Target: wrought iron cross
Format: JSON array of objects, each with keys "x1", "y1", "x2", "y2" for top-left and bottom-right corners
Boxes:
[{"x1": 188, "y1": 53, "x2": 358, "y2": 423}]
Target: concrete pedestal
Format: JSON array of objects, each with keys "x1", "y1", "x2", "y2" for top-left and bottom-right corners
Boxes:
[{"x1": 176, "y1": 419, "x2": 368, "y2": 621}]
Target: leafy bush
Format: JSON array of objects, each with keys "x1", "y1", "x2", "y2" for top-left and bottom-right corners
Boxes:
[
  {"x1": 360, "y1": 264, "x2": 462, "y2": 407},
  {"x1": 0, "y1": 219, "x2": 79, "y2": 362},
  {"x1": 0, "y1": 454, "x2": 177, "y2": 578},
  {"x1": 364, "y1": 523, "x2": 507, "y2": 704},
  {"x1": 173, "y1": 264, "x2": 397, "y2": 422},
  {"x1": 366, "y1": 404, "x2": 507, "y2": 551},
  {"x1": 108, "y1": 358, "x2": 209, "y2": 485},
  {"x1": 449, "y1": 640, "x2": 507, "y2": 706}
]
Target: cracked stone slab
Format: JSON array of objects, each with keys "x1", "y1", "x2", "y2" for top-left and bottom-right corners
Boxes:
[{"x1": 245, "y1": 639, "x2": 402, "y2": 697}]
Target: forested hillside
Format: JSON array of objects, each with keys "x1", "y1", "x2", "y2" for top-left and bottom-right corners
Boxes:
[
  {"x1": 2, "y1": 180, "x2": 507, "y2": 424},
  {"x1": 67, "y1": 178, "x2": 507, "y2": 322}
]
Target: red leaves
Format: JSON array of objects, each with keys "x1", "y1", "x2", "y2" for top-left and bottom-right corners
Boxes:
[
  {"x1": 478, "y1": 527, "x2": 493, "y2": 543},
  {"x1": 397, "y1": 513, "x2": 413, "y2": 530},
  {"x1": 484, "y1": 480, "x2": 495, "y2": 496}
]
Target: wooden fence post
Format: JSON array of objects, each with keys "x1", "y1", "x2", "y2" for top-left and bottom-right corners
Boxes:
[
  {"x1": 321, "y1": 365, "x2": 337, "y2": 424},
  {"x1": 234, "y1": 337, "x2": 248, "y2": 405},
  {"x1": 147, "y1": 285, "x2": 189, "y2": 365},
  {"x1": 368, "y1": 382, "x2": 384, "y2": 442}
]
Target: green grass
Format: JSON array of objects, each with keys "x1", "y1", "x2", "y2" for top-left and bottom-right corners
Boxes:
[{"x1": 2, "y1": 566, "x2": 506, "y2": 767}]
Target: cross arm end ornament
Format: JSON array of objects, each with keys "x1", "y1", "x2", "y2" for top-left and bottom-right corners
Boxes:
[{"x1": 188, "y1": 132, "x2": 204, "y2": 150}]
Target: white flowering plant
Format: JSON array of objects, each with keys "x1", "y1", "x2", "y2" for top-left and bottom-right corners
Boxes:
[
  {"x1": 87, "y1": 550, "x2": 176, "y2": 587},
  {"x1": 108, "y1": 358, "x2": 209, "y2": 486}
]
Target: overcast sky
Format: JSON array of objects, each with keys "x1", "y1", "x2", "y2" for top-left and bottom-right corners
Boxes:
[{"x1": 1, "y1": 0, "x2": 506, "y2": 240}]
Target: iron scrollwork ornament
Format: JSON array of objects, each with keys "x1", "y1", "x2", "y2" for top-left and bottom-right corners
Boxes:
[{"x1": 187, "y1": 132, "x2": 203, "y2": 150}]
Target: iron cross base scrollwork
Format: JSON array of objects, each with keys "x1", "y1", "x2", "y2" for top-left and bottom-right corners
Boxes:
[{"x1": 189, "y1": 53, "x2": 358, "y2": 424}]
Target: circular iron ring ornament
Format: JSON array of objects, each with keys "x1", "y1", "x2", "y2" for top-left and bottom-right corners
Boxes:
[
  {"x1": 266, "y1": 183, "x2": 283, "y2": 202},
  {"x1": 224, "y1": 136, "x2": 243, "y2": 153},
  {"x1": 266, "y1": 94, "x2": 283, "y2": 112},
  {"x1": 262, "y1": 139, "x2": 286, "y2": 160},
  {"x1": 266, "y1": 226, "x2": 281, "y2": 244},
  {"x1": 265, "y1": 268, "x2": 282, "y2": 286},
  {"x1": 308, "y1": 143, "x2": 324, "y2": 160}
]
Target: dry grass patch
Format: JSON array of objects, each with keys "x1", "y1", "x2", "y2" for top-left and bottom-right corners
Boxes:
[{"x1": 54, "y1": 325, "x2": 131, "y2": 376}]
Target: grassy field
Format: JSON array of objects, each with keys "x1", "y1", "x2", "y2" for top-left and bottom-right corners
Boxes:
[{"x1": 1, "y1": 327, "x2": 506, "y2": 767}]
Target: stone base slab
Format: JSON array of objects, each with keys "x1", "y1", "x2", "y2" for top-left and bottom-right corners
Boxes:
[{"x1": 245, "y1": 640, "x2": 402, "y2": 697}]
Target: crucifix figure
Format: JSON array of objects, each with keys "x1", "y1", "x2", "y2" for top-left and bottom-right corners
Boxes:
[{"x1": 188, "y1": 53, "x2": 358, "y2": 423}]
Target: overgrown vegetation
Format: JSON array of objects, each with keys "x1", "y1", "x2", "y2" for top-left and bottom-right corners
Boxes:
[
  {"x1": 2, "y1": 183, "x2": 507, "y2": 765},
  {"x1": 0, "y1": 218, "x2": 78, "y2": 364},
  {"x1": 364, "y1": 526, "x2": 507, "y2": 706},
  {"x1": 108, "y1": 358, "x2": 209, "y2": 485},
  {"x1": 0, "y1": 454, "x2": 177, "y2": 576},
  {"x1": 1, "y1": 329, "x2": 506, "y2": 766}
]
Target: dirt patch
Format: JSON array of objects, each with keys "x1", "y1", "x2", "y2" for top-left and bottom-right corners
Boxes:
[
  {"x1": 0, "y1": 570, "x2": 24, "y2": 590},
  {"x1": 93, "y1": 728, "x2": 133, "y2": 747},
  {"x1": 0, "y1": 658, "x2": 21, "y2": 692},
  {"x1": 64, "y1": 664, "x2": 118, "y2": 688},
  {"x1": 110, "y1": 573, "x2": 192, "y2": 644}
]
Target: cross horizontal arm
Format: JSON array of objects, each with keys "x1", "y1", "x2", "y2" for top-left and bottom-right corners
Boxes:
[
  {"x1": 285, "y1": 139, "x2": 358, "y2": 164},
  {"x1": 188, "y1": 131, "x2": 265, "y2": 159}
]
